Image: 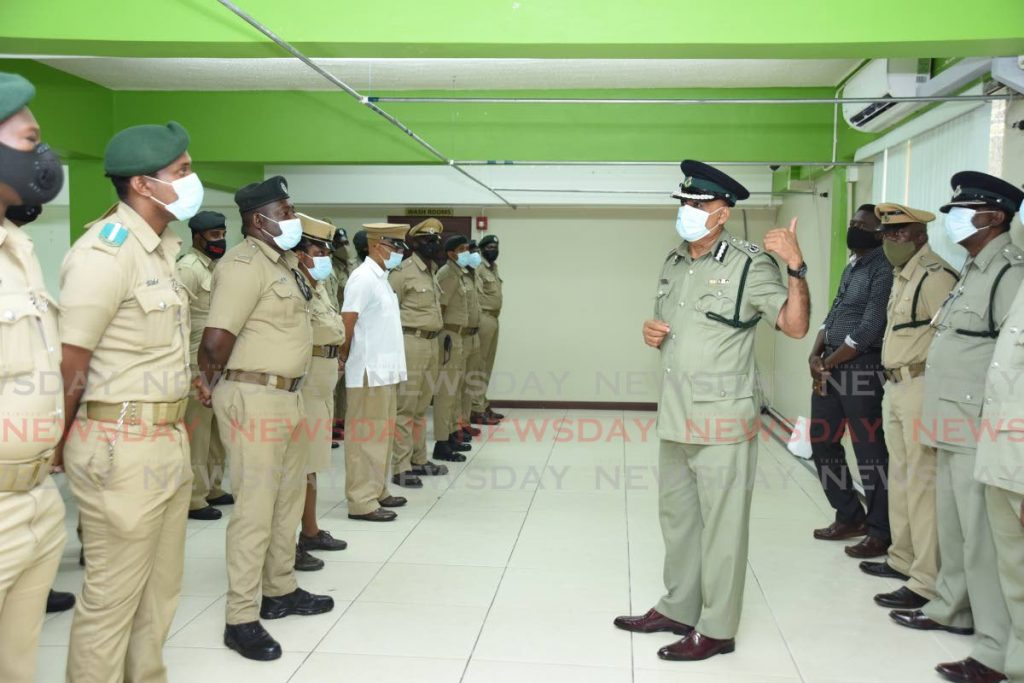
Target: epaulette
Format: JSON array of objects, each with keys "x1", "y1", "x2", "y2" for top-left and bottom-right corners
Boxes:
[
  {"x1": 727, "y1": 235, "x2": 763, "y2": 260},
  {"x1": 1000, "y1": 243, "x2": 1024, "y2": 267},
  {"x1": 233, "y1": 250, "x2": 255, "y2": 264}
]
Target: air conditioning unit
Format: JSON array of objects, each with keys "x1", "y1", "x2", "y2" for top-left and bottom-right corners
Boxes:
[{"x1": 842, "y1": 59, "x2": 929, "y2": 133}]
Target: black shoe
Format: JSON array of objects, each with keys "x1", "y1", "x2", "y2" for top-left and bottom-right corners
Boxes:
[
  {"x1": 331, "y1": 442, "x2": 340, "y2": 449},
  {"x1": 348, "y1": 508, "x2": 398, "y2": 522},
  {"x1": 392, "y1": 472, "x2": 423, "y2": 488},
  {"x1": 46, "y1": 590, "x2": 75, "y2": 613},
  {"x1": 464, "y1": 425, "x2": 482, "y2": 437},
  {"x1": 298, "y1": 530, "x2": 347, "y2": 552},
  {"x1": 433, "y1": 441, "x2": 466, "y2": 462},
  {"x1": 78, "y1": 547, "x2": 85, "y2": 567},
  {"x1": 260, "y1": 588, "x2": 335, "y2": 620},
  {"x1": 486, "y1": 409, "x2": 505, "y2": 420},
  {"x1": 294, "y1": 545, "x2": 324, "y2": 572},
  {"x1": 874, "y1": 586, "x2": 929, "y2": 609},
  {"x1": 410, "y1": 461, "x2": 449, "y2": 476},
  {"x1": 859, "y1": 561, "x2": 910, "y2": 581},
  {"x1": 224, "y1": 621, "x2": 282, "y2": 661},
  {"x1": 449, "y1": 436, "x2": 471, "y2": 452},
  {"x1": 379, "y1": 495, "x2": 407, "y2": 508},
  {"x1": 206, "y1": 493, "x2": 235, "y2": 506},
  {"x1": 188, "y1": 505, "x2": 222, "y2": 521},
  {"x1": 451, "y1": 430, "x2": 472, "y2": 444}
]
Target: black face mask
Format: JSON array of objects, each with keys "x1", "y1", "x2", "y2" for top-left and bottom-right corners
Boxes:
[
  {"x1": 0, "y1": 142, "x2": 64, "y2": 206},
  {"x1": 846, "y1": 227, "x2": 879, "y2": 251},
  {"x1": 415, "y1": 240, "x2": 440, "y2": 259},
  {"x1": 482, "y1": 248, "x2": 499, "y2": 263},
  {"x1": 4, "y1": 203, "x2": 42, "y2": 225},
  {"x1": 202, "y1": 238, "x2": 227, "y2": 259}
]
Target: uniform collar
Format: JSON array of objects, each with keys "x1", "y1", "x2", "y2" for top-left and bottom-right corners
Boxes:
[
  {"x1": 896, "y1": 243, "x2": 931, "y2": 279},
  {"x1": 674, "y1": 228, "x2": 736, "y2": 262},
  {"x1": 91, "y1": 202, "x2": 174, "y2": 254},
  {"x1": 412, "y1": 253, "x2": 431, "y2": 271},
  {"x1": 971, "y1": 231, "x2": 1012, "y2": 272},
  {"x1": 448, "y1": 256, "x2": 469, "y2": 273},
  {"x1": 245, "y1": 234, "x2": 283, "y2": 263},
  {"x1": 190, "y1": 246, "x2": 214, "y2": 269}
]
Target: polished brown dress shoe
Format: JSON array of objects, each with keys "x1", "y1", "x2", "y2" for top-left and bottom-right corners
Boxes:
[
  {"x1": 613, "y1": 608, "x2": 692, "y2": 636},
  {"x1": 935, "y1": 657, "x2": 1007, "y2": 683},
  {"x1": 874, "y1": 586, "x2": 928, "y2": 609},
  {"x1": 348, "y1": 508, "x2": 397, "y2": 522},
  {"x1": 845, "y1": 535, "x2": 890, "y2": 558},
  {"x1": 813, "y1": 520, "x2": 867, "y2": 541},
  {"x1": 657, "y1": 631, "x2": 735, "y2": 661},
  {"x1": 889, "y1": 609, "x2": 974, "y2": 635},
  {"x1": 859, "y1": 560, "x2": 910, "y2": 580},
  {"x1": 378, "y1": 495, "x2": 407, "y2": 508}
]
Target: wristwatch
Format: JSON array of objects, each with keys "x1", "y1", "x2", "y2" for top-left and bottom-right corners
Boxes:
[{"x1": 787, "y1": 262, "x2": 808, "y2": 279}]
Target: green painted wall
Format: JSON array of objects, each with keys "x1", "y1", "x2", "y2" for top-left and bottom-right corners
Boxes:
[{"x1": 2, "y1": 0, "x2": 1023, "y2": 58}]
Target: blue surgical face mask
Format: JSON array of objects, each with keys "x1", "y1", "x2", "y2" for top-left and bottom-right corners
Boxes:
[
  {"x1": 467, "y1": 252, "x2": 482, "y2": 268},
  {"x1": 456, "y1": 251, "x2": 472, "y2": 267},
  {"x1": 675, "y1": 204, "x2": 724, "y2": 243},
  {"x1": 259, "y1": 214, "x2": 302, "y2": 250},
  {"x1": 308, "y1": 255, "x2": 333, "y2": 281},
  {"x1": 384, "y1": 250, "x2": 404, "y2": 270}
]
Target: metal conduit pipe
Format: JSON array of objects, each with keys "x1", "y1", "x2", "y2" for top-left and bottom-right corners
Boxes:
[
  {"x1": 369, "y1": 94, "x2": 1016, "y2": 105},
  {"x1": 489, "y1": 188, "x2": 813, "y2": 196},
  {"x1": 215, "y1": 0, "x2": 517, "y2": 208}
]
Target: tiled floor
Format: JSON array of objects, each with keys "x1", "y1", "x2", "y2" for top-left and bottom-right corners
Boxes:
[{"x1": 38, "y1": 409, "x2": 968, "y2": 682}]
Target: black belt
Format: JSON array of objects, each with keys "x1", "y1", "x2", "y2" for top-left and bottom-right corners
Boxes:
[{"x1": 402, "y1": 327, "x2": 440, "y2": 340}]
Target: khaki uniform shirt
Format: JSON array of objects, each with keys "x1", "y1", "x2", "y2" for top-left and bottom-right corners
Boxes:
[
  {"x1": 60, "y1": 203, "x2": 190, "y2": 404},
  {"x1": 466, "y1": 268, "x2": 482, "y2": 327},
  {"x1": 206, "y1": 236, "x2": 312, "y2": 379},
  {"x1": 176, "y1": 247, "x2": 216, "y2": 365},
  {"x1": 437, "y1": 259, "x2": 473, "y2": 327},
  {"x1": 388, "y1": 253, "x2": 443, "y2": 332},
  {"x1": 309, "y1": 280, "x2": 345, "y2": 347},
  {"x1": 0, "y1": 218, "x2": 63, "y2": 463},
  {"x1": 881, "y1": 244, "x2": 957, "y2": 369},
  {"x1": 922, "y1": 232, "x2": 1024, "y2": 454},
  {"x1": 654, "y1": 230, "x2": 789, "y2": 445},
  {"x1": 976, "y1": 278, "x2": 1024, "y2": 493},
  {"x1": 477, "y1": 261, "x2": 503, "y2": 315},
  {"x1": 325, "y1": 250, "x2": 356, "y2": 312}
]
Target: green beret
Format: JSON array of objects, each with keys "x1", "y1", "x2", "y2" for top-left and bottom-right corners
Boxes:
[
  {"x1": 104, "y1": 121, "x2": 190, "y2": 176},
  {"x1": 479, "y1": 234, "x2": 499, "y2": 248},
  {"x1": 188, "y1": 210, "x2": 226, "y2": 232},
  {"x1": 234, "y1": 175, "x2": 290, "y2": 213},
  {"x1": 0, "y1": 72, "x2": 35, "y2": 122},
  {"x1": 444, "y1": 234, "x2": 468, "y2": 252}
]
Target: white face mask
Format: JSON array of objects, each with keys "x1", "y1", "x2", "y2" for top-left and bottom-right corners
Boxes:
[
  {"x1": 384, "y1": 250, "x2": 404, "y2": 270},
  {"x1": 146, "y1": 172, "x2": 204, "y2": 221},
  {"x1": 943, "y1": 207, "x2": 992, "y2": 245},
  {"x1": 456, "y1": 251, "x2": 472, "y2": 268},
  {"x1": 259, "y1": 214, "x2": 302, "y2": 250},
  {"x1": 467, "y1": 252, "x2": 483, "y2": 268},
  {"x1": 308, "y1": 255, "x2": 333, "y2": 281},
  {"x1": 676, "y1": 204, "x2": 723, "y2": 242}
]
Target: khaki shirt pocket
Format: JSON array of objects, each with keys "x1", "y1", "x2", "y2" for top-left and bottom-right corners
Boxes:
[
  {"x1": 134, "y1": 285, "x2": 182, "y2": 349},
  {"x1": 0, "y1": 294, "x2": 42, "y2": 377},
  {"x1": 270, "y1": 279, "x2": 304, "y2": 319}
]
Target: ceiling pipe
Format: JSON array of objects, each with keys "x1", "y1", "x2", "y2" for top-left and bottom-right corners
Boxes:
[
  {"x1": 489, "y1": 188, "x2": 813, "y2": 196},
  {"x1": 215, "y1": 0, "x2": 516, "y2": 209},
  {"x1": 369, "y1": 94, "x2": 1015, "y2": 105}
]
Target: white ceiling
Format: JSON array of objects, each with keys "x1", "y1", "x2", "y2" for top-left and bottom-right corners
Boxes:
[{"x1": 30, "y1": 57, "x2": 859, "y2": 91}]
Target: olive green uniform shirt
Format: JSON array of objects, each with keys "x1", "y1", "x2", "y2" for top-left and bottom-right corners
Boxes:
[
  {"x1": 388, "y1": 253, "x2": 443, "y2": 331},
  {"x1": 922, "y1": 232, "x2": 1024, "y2": 455},
  {"x1": 654, "y1": 230, "x2": 789, "y2": 445},
  {"x1": 881, "y1": 244, "x2": 957, "y2": 369},
  {"x1": 206, "y1": 236, "x2": 313, "y2": 379},
  {"x1": 477, "y1": 261, "x2": 503, "y2": 315},
  {"x1": 437, "y1": 259, "x2": 473, "y2": 327},
  {"x1": 309, "y1": 280, "x2": 345, "y2": 347}
]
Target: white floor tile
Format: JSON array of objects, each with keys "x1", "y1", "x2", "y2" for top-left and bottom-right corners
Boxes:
[
  {"x1": 464, "y1": 659, "x2": 632, "y2": 683},
  {"x1": 359, "y1": 563, "x2": 504, "y2": 607},
  {"x1": 292, "y1": 653, "x2": 467, "y2": 683},
  {"x1": 164, "y1": 647, "x2": 306, "y2": 683}
]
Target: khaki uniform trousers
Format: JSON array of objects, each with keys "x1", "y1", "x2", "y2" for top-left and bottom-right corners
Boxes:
[
  {"x1": 301, "y1": 356, "x2": 339, "y2": 475},
  {"x1": 461, "y1": 332, "x2": 482, "y2": 426},
  {"x1": 393, "y1": 335, "x2": 439, "y2": 475},
  {"x1": 882, "y1": 375, "x2": 939, "y2": 599},
  {"x1": 333, "y1": 374, "x2": 347, "y2": 426},
  {"x1": 345, "y1": 377, "x2": 397, "y2": 515},
  {"x1": 987, "y1": 486, "x2": 1024, "y2": 683},
  {"x1": 472, "y1": 312, "x2": 499, "y2": 413},
  {"x1": 65, "y1": 414, "x2": 192, "y2": 683},
  {"x1": 0, "y1": 482, "x2": 66, "y2": 683},
  {"x1": 433, "y1": 330, "x2": 465, "y2": 440},
  {"x1": 655, "y1": 437, "x2": 757, "y2": 640},
  {"x1": 214, "y1": 380, "x2": 306, "y2": 625},
  {"x1": 923, "y1": 448, "x2": 1010, "y2": 672},
  {"x1": 185, "y1": 391, "x2": 227, "y2": 510}
]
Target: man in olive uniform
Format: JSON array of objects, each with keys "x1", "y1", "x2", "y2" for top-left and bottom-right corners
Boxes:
[
  {"x1": 860, "y1": 203, "x2": 956, "y2": 612},
  {"x1": 460, "y1": 240, "x2": 485, "y2": 435},
  {"x1": 615, "y1": 160, "x2": 809, "y2": 661},
  {"x1": 325, "y1": 223, "x2": 354, "y2": 442},
  {"x1": 433, "y1": 235, "x2": 477, "y2": 462},
  {"x1": 0, "y1": 72, "x2": 68, "y2": 683},
  {"x1": 471, "y1": 233, "x2": 505, "y2": 424},
  {"x1": 890, "y1": 172, "x2": 1023, "y2": 683},
  {"x1": 59, "y1": 121, "x2": 197, "y2": 682},
  {"x1": 198, "y1": 177, "x2": 334, "y2": 661},
  {"x1": 178, "y1": 209, "x2": 231, "y2": 521},
  {"x1": 389, "y1": 218, "x2": 449, "y2": 488},
  {"x1": 974, "y1": 180, "x2": 1024, "y2": 683}
]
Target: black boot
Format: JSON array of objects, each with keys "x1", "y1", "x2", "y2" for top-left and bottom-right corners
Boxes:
[
  {"x1": 433, "y1": 440, "x2": 466, "y2": 462},
  {"x1": 260, "y1": 588, "x2": 335, "y2": 620},
  {"x1": 448, "y1": 433, "x2": 471, "y2": 452},
  {"x1": 46, "y1": 590, "x2": 76, "y2": 613},
  {"x1": 224, "y1": 621, "x2": 282, "y2": 661}
]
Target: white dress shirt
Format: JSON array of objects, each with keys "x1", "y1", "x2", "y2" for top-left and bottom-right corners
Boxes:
[{"x1": 342, "y1": 257, "x2": 407, "y2": 388}]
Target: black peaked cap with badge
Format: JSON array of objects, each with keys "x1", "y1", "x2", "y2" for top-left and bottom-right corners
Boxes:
[
  {"x1": 479, "y1": 234, "x2": 498, "y2": 248},
  {"x1": 673, "y1": 160, "x2": 750, "y2": 207},
  {"x1": 104, "y1": 121, "x2": 190, "y2": 176},
  {"x1": 188, "y1": 210, "x2": 226, "y2": 233},
  {"x1": 235, "y1": 175, "x2": 291, "y2": 213},
  {"x1": 940, "y1": 170, "x2": 1024, "y2": 215}
]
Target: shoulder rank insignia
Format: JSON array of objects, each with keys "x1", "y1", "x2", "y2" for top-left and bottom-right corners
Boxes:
[
  {"x1": 746, "y1": 243, "x2": 761, "y2": 254},
  {"x1": 98, "y1": 222, "x2": 128, "y2": 248},
  {"x1": 713, "y1": 242, "x2": 729, "y2": 262}
]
